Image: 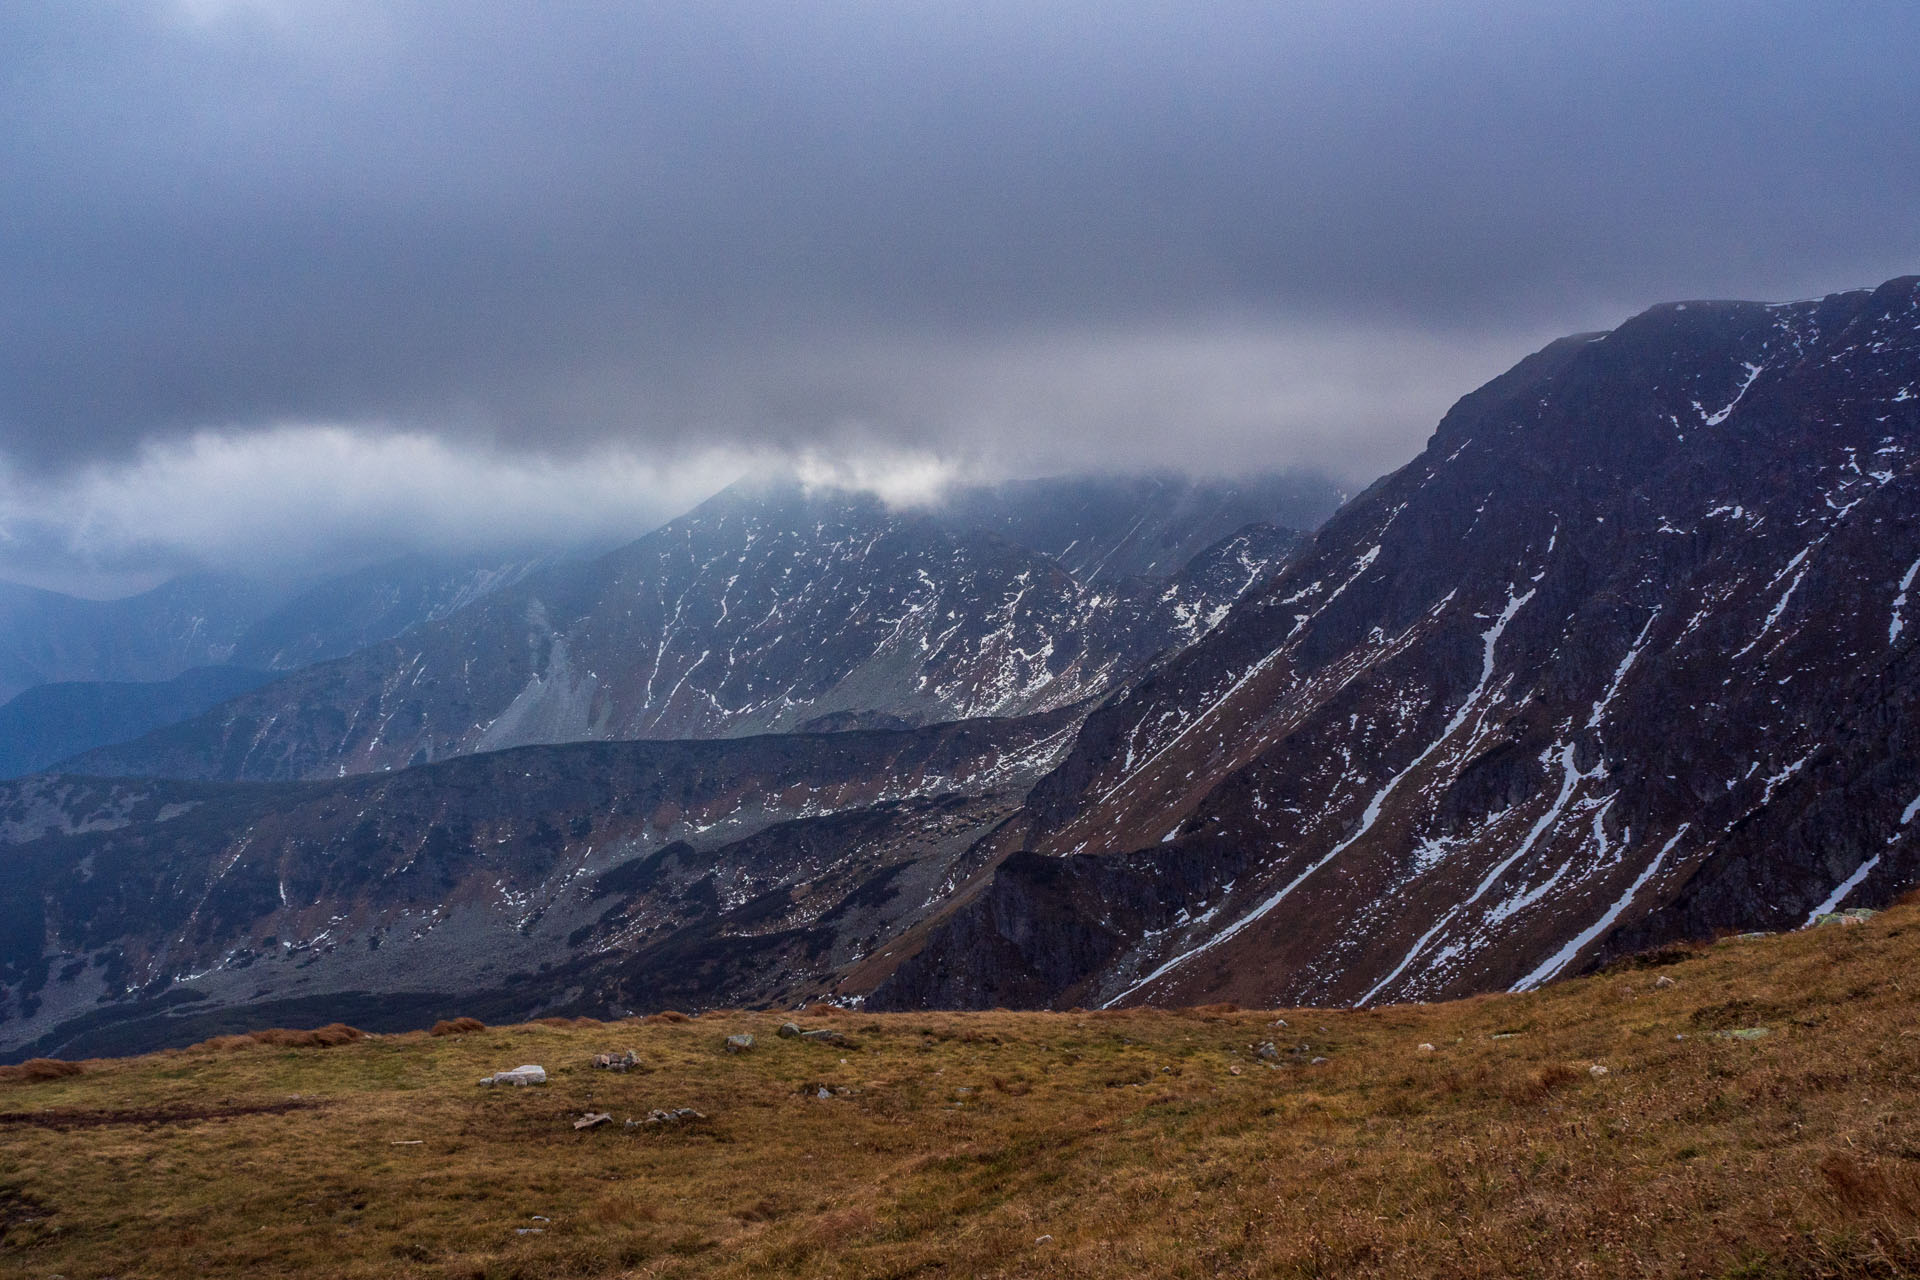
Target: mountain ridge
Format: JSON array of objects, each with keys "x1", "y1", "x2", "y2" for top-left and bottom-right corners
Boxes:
[
  {"x1": 58, "y1": 481, "x2": 1316, "y2": 782},
  {"x1": 871, "y1": 275, "x2": 1920, "y2": 1011}
]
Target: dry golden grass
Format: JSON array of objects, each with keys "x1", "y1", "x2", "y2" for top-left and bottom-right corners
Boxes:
[{"x1": 6, "y1": 906, "x2": 1920, "y2": 1278}]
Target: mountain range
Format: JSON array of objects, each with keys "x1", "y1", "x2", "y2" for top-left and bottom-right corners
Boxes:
[
  {"x1": 57, "y1": 477, "x2": 1318, "y2": 781},
  {"x1": 3, "y1": 277, "x2": 1918, "y2": 1059}
]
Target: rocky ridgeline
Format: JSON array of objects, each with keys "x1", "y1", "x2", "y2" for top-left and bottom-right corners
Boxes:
[{"x1": 875, "y1": 276, "x2": 1920, "y2": 1012}]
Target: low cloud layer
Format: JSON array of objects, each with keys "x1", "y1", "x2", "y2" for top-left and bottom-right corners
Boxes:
[
  {"x1": 3, "y1": 2, "x2": 1917, "y2": 591},
  {"x1": 0, "y1": 429, "x2": 742, "y2": 594}
]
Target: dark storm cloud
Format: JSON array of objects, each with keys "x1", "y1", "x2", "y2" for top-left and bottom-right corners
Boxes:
[{"x1": 2, "y1": 1, "x2": 1917, "y2": 488}]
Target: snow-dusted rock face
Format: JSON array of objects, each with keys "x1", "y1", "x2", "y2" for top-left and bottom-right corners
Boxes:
[
  {"x1": 874, "y1": 275, "x2": 1920, "y2": 1012},
  {"x1": 62, "y1": 484, "x2": 1310, "y2": 782}
]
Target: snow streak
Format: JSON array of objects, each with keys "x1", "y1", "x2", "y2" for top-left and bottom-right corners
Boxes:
[
  {"x1": 1511, "y1": 825, "x2": 1689, "y2": 991},
  {"x1": 1803, "y1": 854, "x2": 1884, "y2": 925},
  {"x1": 1104, "y1": 584, "x2": 1535, "y2": 1007}
]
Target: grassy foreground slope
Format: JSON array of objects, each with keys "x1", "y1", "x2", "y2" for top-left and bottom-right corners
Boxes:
[{"x1": 5, "y1": 905, "x2": 1920, "y2": 1279}]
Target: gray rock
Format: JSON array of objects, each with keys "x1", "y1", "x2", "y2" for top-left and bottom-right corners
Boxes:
[
  {"x1": 631, "y1": 1107, "x2": 707, "y2": 1126},
  {"x1": 593, "y1": 1049, "x2": 640, "y2": 1071},
  {"x1": 724, "y1": 1033, "x2": 755, "y2": 1053},
  {"x1": 1254, "y1": 1041, "x2": 1280, "y2": 1061},
  {"x1": 778, "y1": 1022, "x2": 802, "y2": 1038},
  {"x1": 479, "y1": 1064, "x2": 547, "y2": 1086},
  {"x1": 573, "y1": 1112, "x2": 613, "y2": 1130},
  {"x1": 800, "y1": 1028, "x2": 847, "y2": 1046}
]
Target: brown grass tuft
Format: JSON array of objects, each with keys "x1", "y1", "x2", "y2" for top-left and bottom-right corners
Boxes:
[
  {"x1": 643, "y1": 1009, "x2": 691, "y2": 1024},
  {"x1": 0, "y1": 1057, "x2": 83, "y2": 1084},
  {"x1": 428, "y1": 1017, "x2": 486, "y2": 1036},
  {"x1": 1504, "y1": 1061, "x2": 1582, "y2": 1104},
  {"x1": 250, "y1": 1024, "x2": 365, "y2": 1048},
  {"x1": 1819, "y1": 1153, "x2": 1920, "y2": 1223},
  {"x1": 195, "y1": 1024, "x2": 366, "y2": 1051}
]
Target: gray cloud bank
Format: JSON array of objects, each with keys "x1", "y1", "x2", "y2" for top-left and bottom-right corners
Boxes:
[{"x1": 2, "y1": 1, "x2": 1917, "y2": 589}]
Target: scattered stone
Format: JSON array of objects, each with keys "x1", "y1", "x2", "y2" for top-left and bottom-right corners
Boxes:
[
  {"x1": 1490, "y1": 1032, "x2": 1522, "y2": 1040},
  {"x1": 516, "y1": 1227, "x2": 544, "y2": 1235},
  {"x1": 1271, "y1": 1018, "x2": 1289, "y2": 1028},
  {"x1": 1310, "y1": 1056, "x2": 1329, "y2": 1066},
  {"x1": 816, "y1": 1086, "x2": 831, "y2": 1100},
  {"x1": 593, "y1": 1049, "x2": 640, "y2": 1071},
  {"x1": 573, "y1": 1112, "x2": 613, "y2": 1131},
  {"x1": 1654, "y1": 975, "x2": 1676, "y2": 989},
  {"x1": 1254, "y1": 1041, "x2": 1280, "y2": 1061},
  {"x1": 1417, "y1": 1043, "x2": 1436, "y2": 1053},
  {"x1": 1721, "y1": 1027, "x2": 1771, "y2": 1040},
  {"x1": 778, "y1": 1022, "x2": 802, "y2": 1038},
  {"x1": 1815, "y1": 907, "x2": 1879, "y2": 927},
  {"x1": 629, "y1": 1107, "x2": 706, "y2": 1127},
  {"x1": 1035, "y1": 1234, "x2": 1054, "y2": 1244},
  {"x1": 724, "y1": 1033, "x2": 755, "y2": 1054},
  {"x1": 1589, "y1": 1064, "x2": 1609, "y2": 1077},
  {"x1": 1733, "y1": 931, "x2": 1772, "y2": 941},
  {"x1": 478, "y1": 1064, "x2": 547, "y2": 1086},
  {"x1": 800, "y1": 1028, "x2": 848, "y2": 1046},
  {"x1": 1228, "y1": 1065, "x2": 1243, "y2": 1076}
]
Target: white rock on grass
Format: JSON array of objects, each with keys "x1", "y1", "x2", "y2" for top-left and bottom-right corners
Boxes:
[{"x1": 479, "y1": 1064, "x2": 547, "y2": 1086}]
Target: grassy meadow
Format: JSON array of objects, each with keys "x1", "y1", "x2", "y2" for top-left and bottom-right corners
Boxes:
[{"x1": 6, "y1": 904, "x2": 1920, "y2": 1278}]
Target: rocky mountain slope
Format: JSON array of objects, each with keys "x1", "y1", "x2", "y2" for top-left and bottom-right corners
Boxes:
[
  {"x1": 63, "y1": 483, "x2": 1310, "y2": 782},
  {"x1": 872, "y1": 275, "x2": 1920, "y2": 1011},
  {"x1": 0, "y1": 709, "x2": 1079, "y2": 1058}
]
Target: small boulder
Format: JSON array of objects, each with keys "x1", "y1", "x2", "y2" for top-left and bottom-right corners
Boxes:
[
  {"x1": 1654, "y1": 975, "x2": 1676, "y2": 989},
  {"x1": 778, "y1": 1022, "x2": 802, "y2": 1038},
  {"x1": 800, "y1": 1028, "x2": 848, "y2": 1046},
  {"x1": 1254, "y1": 1041, "x2": 1280, "y2": 1061},
  {"x1": 593, "y1": 1049, "x2": 640, "y2": 1071},
  {"x1": 724, "y1": 1033, "x2": 755, "y2": 1054},
  {"x1": 573, "y1": 1112, "x2": 613, "y2": 1131},
  {"x1": 1417, "y1": 1043, "x2": 1436, "y2": 1053},
  {"x1": 1589, "y1": 1063, "x2": 1609, "y2": 1077},
  {"x1": 1310, "y1": 1056, "x2": 1328, "y2": 1066},
  {"x1": 479, "y1": 1064, "x2": 547, "y2": 1086}
]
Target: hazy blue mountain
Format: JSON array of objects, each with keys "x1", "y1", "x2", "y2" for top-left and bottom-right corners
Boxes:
[
  {"x1": 0, "y1": 575, "x2": 280, "y2": 706},
  {"x1": 0, "y1": 667, "x2": 279, "y2": 779}
]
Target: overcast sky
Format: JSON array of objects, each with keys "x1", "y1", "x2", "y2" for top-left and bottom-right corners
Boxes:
[{"x1": 3, "y1": 1, "x2": 1917, "y2": 593}]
